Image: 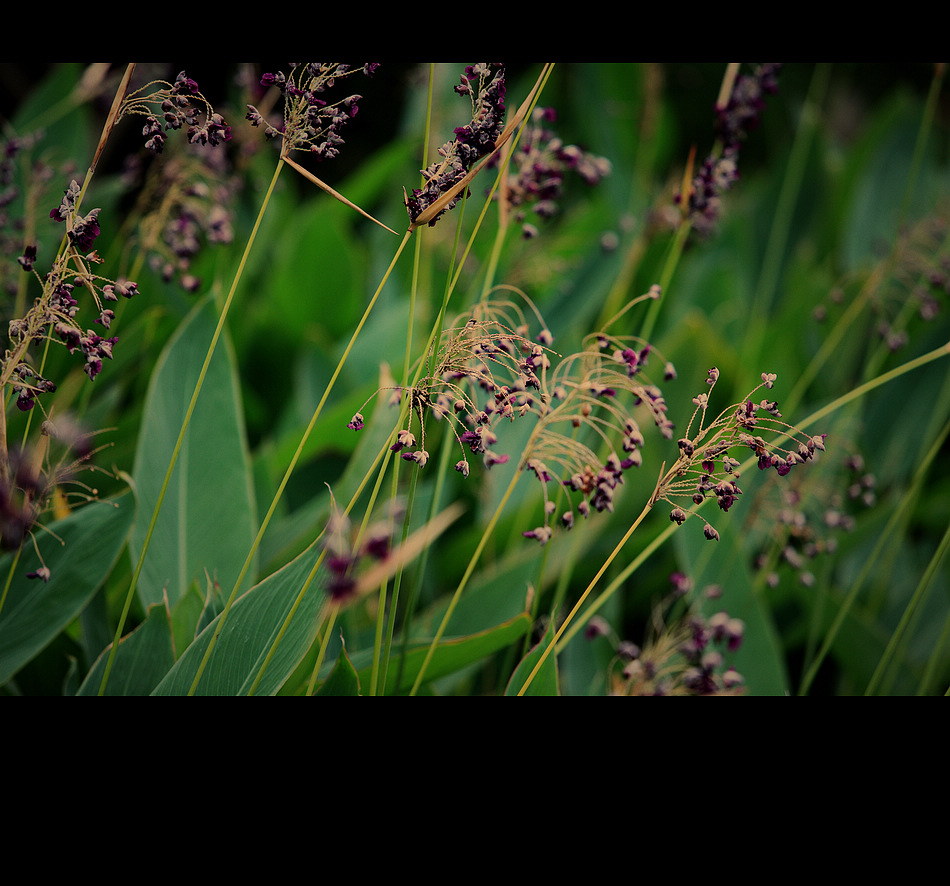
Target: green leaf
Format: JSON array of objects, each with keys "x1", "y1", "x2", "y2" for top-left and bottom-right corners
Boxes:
[
  {"x1": 341, "y1": 613, "x2": 533, "y2": 696},
  {"x1": 77, "y1": 601, "x2": 176, "y2": 696},
  {"x1": 168, "y1": 576, "x2": 221, "y2": 660},
  {"x1": 129, "y1": 294, "x2": 257, "y2": 611},
  {"x1": 506, "y1": 621, "x2": 560, "y2": 696},
  {"x1": 314, "y1": 639, "x2": 362, "y2": 696},
  {"x1": 253, "y1": 201, "x2": 363, "y2": 343},
  {"x1": 153, "y1": 500, "x2": 464, "y2": 695},
  {"x1": 674, "y1": 512, "x2": 789, "y2": 696},
  {"x1": 151, "y1": 537, "x2": 328, "y2": 696},
  {"x1": 0, "y1": 495, "x2": 135, "y2": 686}
]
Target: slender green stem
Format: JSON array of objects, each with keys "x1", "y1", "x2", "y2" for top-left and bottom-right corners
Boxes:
[
  {"x1": 409, "y1": 462, "x2": 525, "y2": 695},
  {"x1": 516, "y1": 498, "x2": 654, "y2": 695},
  {"x1": 199, "y1": 226, "x2": 414, "y2": 695},
  {"x1": 99, "y1": 157, "x2": 286, "y2": 696},
  {"x1": 0, "y1": 546, "x2": 22, "y2": 622},
  {"x1": 306, "y1": 605, "x2": 338, "y2": 696},
  {"x1": 370, "y1": 65, "x2": 434, "y2": 695},
  {"x1": 394, "y1": 422, "x2": 454, "y2": 690},
  {"x1": 745, "y1": 63, "x2": 829, "y2": 350},
  {"x1": 866, "y1": 512, "x2": 950, "y2": 696},
  {"x1": 372, "y1": 191, "x2": 469, "y2": 693},
  {"x1": 372, "y1": 467, "x2": 416, "y2": 696},
  {"x1": 639, "y1": 219, "x2": 690, "y2": 345},
  {"x1": 897, "y1": 63, "x2": 945, "y2": 230},
  {"x1": 919, "y1": 597, "x2": 950, "y2": 696}
]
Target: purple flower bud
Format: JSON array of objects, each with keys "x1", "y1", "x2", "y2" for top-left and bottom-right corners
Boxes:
[
  {"x1": 483, "y1": 451, "x2": 509, "y2": 469},
  {"x1": 95, "y1": 309, "x2": 115, "y2": 329},
  {"x1": 17, "y1": 244, "x2": 36, "y2": 272},
  {"x1": 522, "y1": 526, "x2": 553, "y2": 545},
  {"x1": 172, "y1": 71, "x2": 200, "y2": 96},
  {"x1": 618, "y1": 641, "x2": 641, "y2": 661},
  {"x1": 390, "y1": 429, "x2": 416, "y2": 451},
  {"x1": 585, "y1": 616, "x2": 610, "y2": 639},
  {"x1": 68, "y1": 209, "x2": 101, "y2": 251},
  {"x1": 402, "y1": 449, "x2": 429, "y2": 467}
]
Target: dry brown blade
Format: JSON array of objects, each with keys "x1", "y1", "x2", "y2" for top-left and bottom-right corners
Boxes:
[
  {"x1": 282, "y1": 151, "x2": 399, "y2": 235},
  {"x1": 91, "y1": 64, "x2": 136, "y2": 174},
  {"x1": 715, "y1": 63, "x2": 742, "y2": 111},
  {"x1": 409, "y1": 63, "x2": 554, "y2": 231},
  {"x1": 678, "y1": 144, "x2": 697, "y2": 221}
]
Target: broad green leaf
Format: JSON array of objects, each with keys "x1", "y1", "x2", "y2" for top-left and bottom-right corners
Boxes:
[
  {"x1": 0, "y1": 495, "x2": 135, "y2": 686},
  {"x1": 506, "y1": 620, "x2": 560, "y2": 696},
  {"x1": 250, "y1": 201, "x2": 363, "y2": 345},
  {"x1": 129, "y1": 294, "x2": 257, "y2": 611},
  {"x1": 77, "y1": 601, "x2": 175, "y2": 696},
  {"x1": 152, "y1": 536, "x2": 327, "y2": 695},
  {"x1": 152, "y1": 500, "x2": 463, "y2": 695}
]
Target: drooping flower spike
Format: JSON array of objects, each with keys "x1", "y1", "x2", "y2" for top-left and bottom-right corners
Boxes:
[
  {"x1": 406, "y1": 63, "x2": 507, "y2": 228},
  {"x1": 120, "y1": 70, "x2": 232, "y2": 154},
  {"x1": 247, "y1": 63, "x2": 377, "y2": 160},
  {"x1": 498, "y1": 105, "x2": 612, "y2": 238},
  {"x1": 346, "y1": 297, "x2": 556, "y2": 476},
  {"x1": 651, "y1": 368, "x2": 826, "y2": 540},
  {"x1": 514, "y1": 315, "x2": 679, "y2": 542},
  {"x1": 675, "y1": 63, "x2": 781, "y2": 236}
]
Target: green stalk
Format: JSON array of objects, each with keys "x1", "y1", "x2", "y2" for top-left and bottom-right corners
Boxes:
[
  {"x1": 205, "y1": 227, "x2": 413, "y2": 696},
  {"x1": 306, "y1": 604, "x2": 338, "y2": 696},
  {"x1": 919, "y1": 602, "x2": 950, "y2": 696},
  {"x1": 371, "y1": 465, "x2": 417, "y2": 695},
  {"x1": 372, "y1": 176, "x2": 470, "y2": 693},
  {"x1": 516, "y1": 497, "x2": 654, "y2": 695},
  {"x1": 371, "y1": 66, "x2": 434, "y2": 696},
  {"x1": 638, "y1": 218, "x2": 690, "y2": 346},
  {"x1": 744, "y1": 63, "x2": 829, "y2": 353},
  {"x1": 409, "y1": 462, "x2": 525, "y2": 695},
  {"x1": 865, "y1": 492, "x2": 950, "y2": 696},
  {"x1": 394, "y1": 421, "x2": 455, "y2": 691},
  {"x1": 99, "y1": 156, "x2": 286, "y2": 695}
]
